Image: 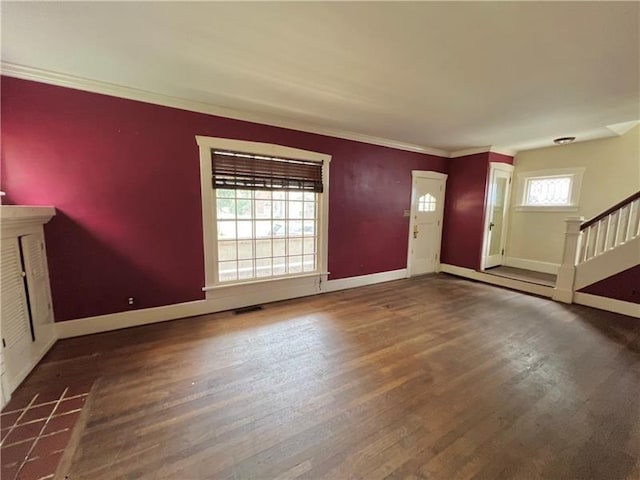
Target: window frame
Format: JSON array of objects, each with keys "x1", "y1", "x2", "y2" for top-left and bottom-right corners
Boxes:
[
  {"x1": 515, "y1": 167, "x2": 584, "y2": 212},
  {"x1": 196, "y1": 136, "x2": 330, "y2": 296}
]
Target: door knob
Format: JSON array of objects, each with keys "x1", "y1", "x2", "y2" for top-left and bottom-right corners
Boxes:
[
  {"x1": 489, "y1": 222, "x2": 495, "y2": 230},
  {"x1": 413, "y1": 225, "x2": 419, "y2": 239}
]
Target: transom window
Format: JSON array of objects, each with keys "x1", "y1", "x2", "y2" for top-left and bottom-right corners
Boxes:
[
  {"x1": 524, "y1": 175, "x2": 572, "y2": 206},
  {"x1": 516, "y1": 168, "x2": 584, "y2": 211},
  {"x1": 418, "y1": 194, "x2": 436, "y2": 212},
  {"x1": 216, "y1": 189, "x2": 318, "y2": 282}
]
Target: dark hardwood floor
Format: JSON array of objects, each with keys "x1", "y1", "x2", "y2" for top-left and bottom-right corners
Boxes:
[{"x1": 7, "y1": 274, "x2": 640, "y2": 479}]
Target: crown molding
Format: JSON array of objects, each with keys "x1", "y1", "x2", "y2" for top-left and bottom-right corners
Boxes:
[
  {"x1": 1, "y1": 62, "x2": 450, "y2": 157},
  {"x1": 448, "y1": 145, "x2": 517, "y2": 158}
]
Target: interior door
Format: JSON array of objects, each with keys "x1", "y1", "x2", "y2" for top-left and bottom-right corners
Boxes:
[
  {"x1": 483, "y1": 164, "x2": 513, "y2": 269},
  {"x1": 408, "y1": 173, "x2": 446, "y2": 276}
]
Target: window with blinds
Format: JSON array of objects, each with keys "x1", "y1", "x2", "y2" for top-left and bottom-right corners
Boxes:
[{"x1": 211, "y1": 150, "x2": 323, "y2": 284}]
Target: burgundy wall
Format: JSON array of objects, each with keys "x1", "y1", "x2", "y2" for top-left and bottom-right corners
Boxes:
[
  {"x1": 578, "y1": 265, "x2": 640, "y2": 304},
  {"x1": 440, "y1": 152, "x2": 513, "y2": 270},
  {"x1": 1, "y1": 77, "x2": 447, "y2": 321}
]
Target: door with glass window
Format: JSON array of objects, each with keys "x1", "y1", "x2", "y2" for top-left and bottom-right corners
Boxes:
[
  {"x1": 483, "y1": 163, "x2": 513, "y2": 269},
  {"x1": 408, "y1": 172, "x2": 446, "y2": 276}
]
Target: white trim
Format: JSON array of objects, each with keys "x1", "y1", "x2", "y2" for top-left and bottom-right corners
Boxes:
[
  {"x1": 514, "y1": 205, "x2": 580, "y2": 212},
  {"x1": 321, "y1": 269, "x2": 407, "y2": 293},
  {"x1": 2, "y1": 62, "x2": 449, "y2": 157},
  {"x1": 573, "y1": 292, "x2": 640, "y2": 318},
  {"x1": 440, "y1": 263, "x2": 554, "y2": 298},
  {"x1": 196, "y1": 136, "x2": 330, "y2": 297},
  {"x1": 6, "y1": 334, "x2": 57, "y2": 394},
  {"x1": 480, "y1": 163, "x2": 514, "y2": 271},
  {"x1": 449, "y1": 146, "x2": 517, "y2": 158},
  {"x1": 503, "y1": 257, "x2": 560, "y2": 275},
  {"x1": 56, "y1": 269, "x2": 406, "y2": 338},
  {"x1": 407, "y1": 171, "x2": 447, "y2": 276}
]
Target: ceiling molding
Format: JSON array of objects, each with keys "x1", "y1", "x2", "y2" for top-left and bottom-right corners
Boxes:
[
  {"x1": 448, "y1": 146, "x2": 517, "y2": 158},
  {"x1": 448, "y1": 146, "x2": 492, "y2": 158},
  {"x1": 0, "y1": 62, "x2": 450, "y2": 158}
]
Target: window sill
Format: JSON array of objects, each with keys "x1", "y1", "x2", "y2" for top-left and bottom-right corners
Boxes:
[
  {"x1": 514, "y1": 205, "x2": 579, "y2": 212},
  {"x1": 202, "y1": 271, "x2": 329, "y2": 292}
]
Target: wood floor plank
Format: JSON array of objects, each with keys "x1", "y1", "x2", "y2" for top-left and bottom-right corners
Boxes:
[{"x1": 8, "y1": 274, "x2": 640, "y2": 479}]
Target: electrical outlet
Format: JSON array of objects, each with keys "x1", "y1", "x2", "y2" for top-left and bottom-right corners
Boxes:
[{"x1": 128, "y1": 297, "x2": 136, "y2": 306}]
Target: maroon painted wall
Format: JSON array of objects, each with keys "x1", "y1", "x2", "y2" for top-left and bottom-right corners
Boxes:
[
  {"x1": 440, "y1": 152, "x2": 513, "y2": 270},
  {"x1": 578, "y1": 265, "x2": 640, "y2": 304},
  {"x1": 1, "y1": 77, "x2": 447, "y2": 321}
]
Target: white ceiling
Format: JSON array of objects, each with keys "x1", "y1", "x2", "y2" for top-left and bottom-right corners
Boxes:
[{"x1": 2, "y1": 1, "x2": 639, "y2": 154}]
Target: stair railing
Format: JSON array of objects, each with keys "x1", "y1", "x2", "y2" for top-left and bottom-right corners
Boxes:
[{"x1": 553, "y1": 190, "x2": 640, "y2": 303}]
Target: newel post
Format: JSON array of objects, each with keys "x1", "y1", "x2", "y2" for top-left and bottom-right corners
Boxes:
[{"x1": 552, "y1": 216, "x2": 584, "y2": 303}]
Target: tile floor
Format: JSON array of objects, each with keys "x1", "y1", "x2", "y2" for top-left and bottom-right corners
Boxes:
[{"x1": 1, "y1": 384, "x2": 92, "y2": 480}]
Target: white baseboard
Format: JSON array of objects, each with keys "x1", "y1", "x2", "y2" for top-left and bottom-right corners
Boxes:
[
  {"x1": 321, "y1": 269, "x2": 408, "y2": 292},
  {"x1": 573, "y1": 292, "x2": 640, "y2": 318},
  {"x1": 440, "y1": 264, "x2": 554, "y2": 298},
  {"x1": 56, "y1": 269, "x2": 407, "y2": 338},
  {"x1": 503, "y1": 257, "x2": 560, "y2": 275}
]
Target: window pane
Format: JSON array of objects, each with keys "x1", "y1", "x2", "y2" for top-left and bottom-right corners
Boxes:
[
  {"x1": 218, "y1": 261, "x2": 237, "y2": 282},
  {"x1": 303, "y1": 202, "x2": 316, "y2": 219},
  {"x1": 238, "y1": 259, "x2": 254, "y2": 279},
  {"x1": 236, "y1": 190, "x2": 251, "y2": 199},
  {"x1": 218, "y1": 240, "x2": 237, "y2": 261},
  {"x1": 255, "y1": 193, "x2": 271, "y2": 219},
  {"x1": 303, "y1": 255, "x2": 316, "y2": 272},
  {"x1": 289, "y1": 221, "x2": 303, "y2": 236},
  {"x1": 255, "y1": 220, "x2": 271, "y2": 238},
  {"x1": 256, "y1": 258, "x2": 272, "y2": 278},
  {"x1": 273, "y1": 201, "x2": 286, "y2": 219},
  {"x1": 288, "y1": 255, "x2": 303, "y2": 273},
  {"x1": 525, "y1": 177, "x2": 571, "y2": 205},
  {"x1": 236, "y1": 198, "x2": 252, "y2": 219},
  {"x1": 303, "y1": 238, "x2": 316, "y2": 254},
  {"x1": 289, "y1": 191, "x2": 303, "y2": 201},
  {"x1": 290, "y1": 201, "x2": 303, "y2": 219},
  {"x1": 255, "y1": 239, "x2": 271, "y2": 258},
  {"x1": 237, "y1": 221, "x2": 252, "y2": 239},
  {"x1": 303, "y1": 192, "x2": 315, "y2": 201},
  {"x1": 273, "y1": 256, "x2": 286, "y2": 275},
  {"x1": 216, "y1": 189, "x2": 235, "y2": 198},
  {"x1": 237, "y1": 240, "x2": 253, "y2": 260},
  {"x1": 217, "y1": 198, "x2": 236, "y2": 219},
  {"x1": 217, "y1": 221, "x2": 236, "y2": 239},
  {"x1": 272, "y1": 221, "x2": 286, "y2": 237},
  {"x1": 288, "y1": 238, "x2": 303, "y2": 256},
  {"x1": 273, "y1": 239, "x2": 286, "y2": 256},
  {"x1": 303, "y1": 220, "x2": 315, "y2": 236}
]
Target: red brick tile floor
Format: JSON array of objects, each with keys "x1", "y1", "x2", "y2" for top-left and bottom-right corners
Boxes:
[{"x1": 1, "y1": 383, "x2": 92, "y2": 480}]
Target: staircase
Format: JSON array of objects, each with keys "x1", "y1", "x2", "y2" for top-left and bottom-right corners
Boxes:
[{"x1": 554, "y1": 191, "x2": 640, "y2": 315}]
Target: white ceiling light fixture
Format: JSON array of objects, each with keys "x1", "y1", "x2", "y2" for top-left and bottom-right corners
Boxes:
[{"x1": 553, "y1": 136, "x2": 577, "y2": 145}]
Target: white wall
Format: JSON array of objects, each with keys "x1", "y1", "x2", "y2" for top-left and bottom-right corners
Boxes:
[{"x1": 505, "y1": 125, "x2": 640, "y2": 270}]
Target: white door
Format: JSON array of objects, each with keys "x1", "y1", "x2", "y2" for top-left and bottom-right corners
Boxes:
[
  {"x1": 483, "y1": 163, "x2": 513, "y2": 269},
  {"x1": 21, "y1": 234, "x2": 54, "y2": 327},
  {"x1": 408, "y1": 172, "x2": 447, "y2": 276},
  {"x1": 1, "y1": 238, "x2": 33, "y2": 392}
]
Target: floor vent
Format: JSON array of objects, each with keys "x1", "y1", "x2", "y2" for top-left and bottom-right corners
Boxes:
[{"x1": 234, "y1": 305, "x2": 263, "y2": 315}]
